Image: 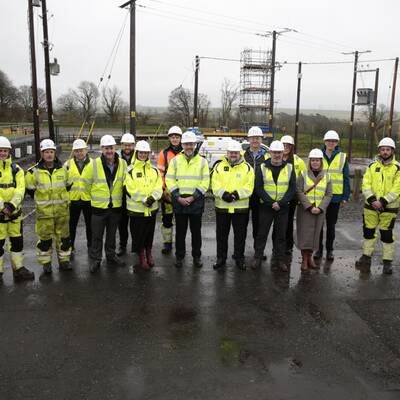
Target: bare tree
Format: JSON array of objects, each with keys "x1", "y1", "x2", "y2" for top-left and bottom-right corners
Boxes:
[
  {"x1": 16, "y1": 85, "x2": 46, "y2": 116},
  {"x1": 220, "y1": 78, "x2": 239, "y2": 127},
  {"x1": 0, "y1": 70, "x2": 18, "y2": 119},
  {"x1": 102, "y1": 86, "x2": 124, "y2": 122},
  {"x1": 198, "y1": 93, "x2": 211, "y2": 127},
  {"x1": 73, "y1": 81, "x2": 99, "y2": 120},
  {"x1": 57, "y1": 90, "x2": 78, "y2": 113},
  {"x1": 168, "y1": 86, "x2": 192, "y2": 127},
  {"x1": 363, "y1": 104, "x2": 389, "y2": 145}
]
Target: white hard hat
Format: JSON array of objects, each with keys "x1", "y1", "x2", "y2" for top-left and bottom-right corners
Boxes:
[
  {"x1": 324, "y1": 130, "x2": 340, "y2": 141},
  {"x1": 100, "y1": 135, "x2": 116, "y2": 147},
  {"x1": 0, "y1": 136, "x2": 12, "y2": 149},
  {"x1": 135, "y1": 140, "x2": 151, "y2": 152},
  {"x1": 40, "y1": 139, "x2": 56, "y2": 151},
  {"x1": 281, "y1": 135, "x2": 294, "y2": 145},
  {"x1": 269, "y1": 140, "x2": 285, "y2": 152},
  {"x1": 378, "y1": 137, "x2": 396, "y2": 149},
  {"x1": 247, "y1": 126, "x2": 263, "y2": 137},
  {"x1": 308, "y1": 148, "x2": 324, "y2": 159},
  {"x1": 227, "y1": 140, "x2": 242, "y2": 152},
  {"x1": 168, "y1": 126, "x2": 183, "y2": 136},
  {"x1": 72, "y1": 139, "x2": 87, "y2": 150},
  {"x1": 181, "y1": 131, "x2": 197, "y2": 144},
  {"x1": 120, "y1": 133, "x2": 135, "y2": 144}
]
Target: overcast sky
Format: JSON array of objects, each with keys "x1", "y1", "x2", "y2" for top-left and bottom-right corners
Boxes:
[{"x1": 1, "y1": 0, "x2": 399, "y2": 112}]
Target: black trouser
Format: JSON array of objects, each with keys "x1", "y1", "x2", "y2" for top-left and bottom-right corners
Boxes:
[
  {"x1": 272, "y1": 198, "x2": 297, "y2": 252},
  {"x1": 161, "y1": 200, "x2": 174, "y2": 228},
  {"x1": 89, "y1": 208, "x2": 121, "y2": 263},
  {"x1": 118, "y1": 206, "x2": 130, "y2": 250},
  {"x1": 69, "y1": 200, "x2": 92, "y2": 249},
  {"x1": 319, "y1": 202, "x2": 341, "y2": 252},
  {"x1": 254, "y1": 206, "x2": 288, "y2": 260},
  {"x1": 130, "y1": 214, "x2": 157, "y2": 253},
  {"x1": 249, "y1": 193, "x2": 261, "y2": 248},
  {"x1": 175, "y1": 213, "x2": 202, "y2": 259},
  {"x1": 216, "y1": 212, "x2": 248, "y2": 261}
]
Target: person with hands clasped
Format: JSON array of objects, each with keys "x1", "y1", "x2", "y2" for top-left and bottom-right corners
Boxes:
[
  {"x1": 124, "y1": 140, "x2": 162, "y2": 270},
  {"x1": 211, "y1": 140, "x2": 254, "y2": 271},
  {"x1": 296, "y1": 149, "x2": 332, "y2": 273}
]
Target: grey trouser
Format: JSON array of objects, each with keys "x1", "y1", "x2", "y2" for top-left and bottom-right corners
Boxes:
[{"x1": 89, "y1": 209, "x2": 122, "y2": 262}]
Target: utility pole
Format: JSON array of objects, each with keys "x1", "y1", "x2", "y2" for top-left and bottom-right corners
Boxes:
[
  {"x1": 343, "y1": 50, "x2": 371, "y2": 161},
  {"x1": 28, "y1": 0, "x2": 41, "y2": 161},
  {"x1": 120, "y1": 0, "x2": 136, "y2": 136},
  {"x1": 193, "y1": 55, "x2": 200, "y2": 126},
  {"x1": 368, "y1": 68, "x2": 379, "y2": 158},
  {"x1": 41, "y1": 0, "x2": 55, "y2": 141},
  {"x1": 294, "y1": 62, "x2": 302, "y2": 153},
  {"x1": 388, "y1": 57, "x2": 399, "y2": 137}
]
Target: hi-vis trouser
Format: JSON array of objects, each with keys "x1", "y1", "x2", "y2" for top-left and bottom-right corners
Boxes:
[
  {"x1": 36, "y1": 216, "x2": 71, "y2": 264},
  {"x1": 161, "y1": 199, "x2": 173, "y2": 245},
  {"x1": 0, "y1": 217, "x2": 24, "y2": 272},
  {"x1": 362, "y1": 207, "x2": 397, "y2": 261}
]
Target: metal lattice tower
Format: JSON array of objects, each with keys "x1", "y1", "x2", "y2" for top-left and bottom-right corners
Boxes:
[{"x1": 239, "y1": 48, "x2": 272, "y2": 133}]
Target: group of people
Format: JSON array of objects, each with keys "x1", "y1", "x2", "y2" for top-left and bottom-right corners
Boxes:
[{"x1": 0, "y1": 124, "x2": 398, "y2": 282}]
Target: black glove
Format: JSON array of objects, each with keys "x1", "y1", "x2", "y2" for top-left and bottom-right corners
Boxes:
[
  {"x1": 222, "y1": 191, "x2": 233, "y2": 203},
  {"x1": 144, "y1": 196, "x2": 155, "y2": 207},
  {"x1": 231, "y1": 191, "x2": 239, "y2": 201},
  {"x1": 3, "y1": 202, "x2": 15, "y2": 213}
]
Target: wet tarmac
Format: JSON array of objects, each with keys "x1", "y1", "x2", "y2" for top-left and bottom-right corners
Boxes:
[{"x1": 1, "y1": 203, "x2": 400, "y2": 399}]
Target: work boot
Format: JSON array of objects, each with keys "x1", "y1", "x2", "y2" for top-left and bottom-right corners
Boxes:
[
  {"x1": 300, "y1": 249, "x2": 308, "y2": 273},
  {"x1": 59, "y1": 261, "x2": 72, "y2": 271},
  {"x1": 138, "y1": 249, "x2": 150, "y2": 270},
  {"x1": 146, "y1": 247, "x2": 155, "y2": 268},
  {"x1": 235, "y1": 258, "x2": 246, "y2": 271},
  {"x1": 117, "y1": 247, "x2": 127, "y2": 257},
  {"x1": 355, "y1": 254, "x2": 371, "y2": 273},
  {"x1": 278, "y1": 260, "x2": 289, "y2": 272},
  {"x1": 106, "y1": 255, "x2": 126, "y2": 267},
  {"x1": 161, "y1": 243, "x2": 172, "y2": 255},
  {"x1": 313, "y1": 249, "x2": 323, "y2": 260},
  {"x1": 213, "y1": 258, "x2": 226, "y2": 271},
  {"x1": 326, "y1": 250, "x2": 334, "y2": 261},
  {"x1": 252, "y1": 257, "x2": 262, "y2": 270},
  {"x1": 43, "y1": 263, "x2": 52, "y2": 274},
  {"x1": 383, "y1": 260, "x2": 393, "y2": 275},
  {"x1": 307, "y1": 250, "x2": 319, "y2": 270},
  {"x1": 175, "y1": 257, "x2": 184, "y2": 268},
  {"x1": 89, "y1": 260, "x2": 101, "y2": 273},
  {"x1": 13, "y1": 267, "x2": 35, "y2": 281},
  {"x1": 193, "y1": 257, "x2": 203, "y2": 269}
]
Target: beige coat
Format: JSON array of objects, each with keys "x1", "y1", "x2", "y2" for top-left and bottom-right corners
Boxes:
[{"x1": 296, "y1": 170, "x2": 333, "y2": 250}]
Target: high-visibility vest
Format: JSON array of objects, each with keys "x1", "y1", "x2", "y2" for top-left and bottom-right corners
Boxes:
[
  {"x1": 89, "y1": 157, "x2": 127, "y2": 209},
  {"x1": 323, "y1": 152, "x2": 346, "y2": 195},
  {"x1": 362, "y1": 158, "x2": 400, "y2": 209},
  {"x1": 64, "y1": 157, "x2": 92, "y2": 202},
  {"x1": 260, "y1": 162, "x2": 293, "y2": 201},
  {"x1": 165, "y1": 153, "x2": 209, "y2": 196},
  {"x1": 293, "y1": 154, "x2": 307, "y2": 177},
  {"x1": 124, "y1": 159, "x2": 163, "y2": 216},
  {"x1": 0, "y1": 157, "x2": 24, "y2": 216},
  {"x1": 302, "y1": 171, "x2": 330, "y2": 207},
  {"x1": 25, "y1": 160, "x2": 69, "y2": 218},
  {"x1": 211, "y1": 157, "x2": 254, "y2": 213}
]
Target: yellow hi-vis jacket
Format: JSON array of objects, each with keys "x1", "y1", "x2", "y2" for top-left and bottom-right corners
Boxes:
[
  {"x1": 165, "y1": 152, "x2": 209, "y2": 196},
  {"x1": 211, "y1": 157, "x2": 254, "y2": 213},
  {"x1": 362, "y1": 157, "x2": 400, "y2": 210},
  {"x1": 86, "y1": 155, "x2": 127, "y2": 209},
  {"x1": 301, "y1": 170, "x2": 330, "y2": 207},
  {"x1": 260, "y1": 162, "x2": 293, "y2": 201},
  {"x1": 293, "y1": 154, "x2": 307, "y2": 177},
  {"x1": 323, "y1": 151, "x2": 347, "y2": 195},
  {"x1": 25, "y1": 159, "x2": 69, "y2": 219},
  {"x1": 64, "y1": 156, "x2": 92, "y2": 202},
  {"x1": 124, "y1": 159, "x2": 163, "y2": 216},
  {"x1": 0, "y1": 158, "x2": 25, "y2": 219}
]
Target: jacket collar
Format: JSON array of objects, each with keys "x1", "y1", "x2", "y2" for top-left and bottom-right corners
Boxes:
[{"x1": 37, "y1": 157, "x2": 62, "y2": 170}]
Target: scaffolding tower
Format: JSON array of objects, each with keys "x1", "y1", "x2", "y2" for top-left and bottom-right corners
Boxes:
[{"x1": 239, "y1": 48, "x2": 273, "y2": 135}]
